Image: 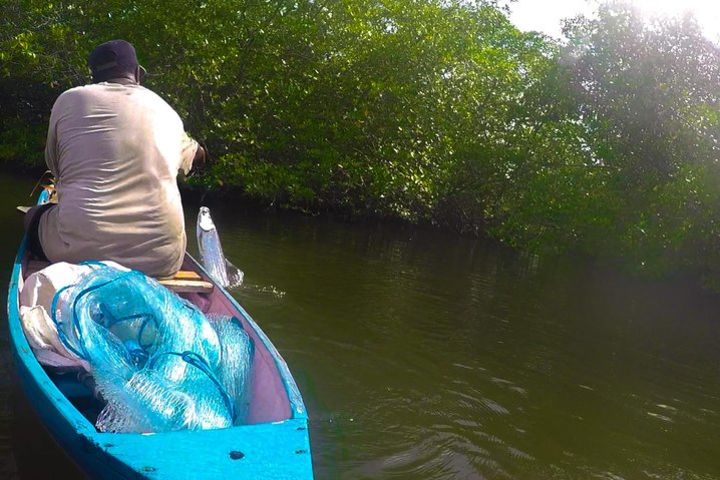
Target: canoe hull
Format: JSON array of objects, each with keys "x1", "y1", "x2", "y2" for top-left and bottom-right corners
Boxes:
[{"x1": 7, "y1": 194, "x2": 313, "y2": 479}]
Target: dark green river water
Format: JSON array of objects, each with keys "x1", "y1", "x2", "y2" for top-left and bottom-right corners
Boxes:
[{"x1": 1, "y1": 173, "x2": 719, "y2": 479}]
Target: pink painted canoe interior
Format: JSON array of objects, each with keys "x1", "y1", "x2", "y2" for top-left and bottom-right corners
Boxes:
[{"x1": 19, "y1": 254, "x2": 292, "y2": 430}]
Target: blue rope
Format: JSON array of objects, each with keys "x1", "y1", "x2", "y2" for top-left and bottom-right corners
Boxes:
[
  {"x1": 127, "y1": 347, "x2": 149, "y2": 366},
  {"x1": 69, "y1": 274, "x2": 131, "y2": 358},
  {"x1": 98, "y1": 303, "x2": 157, "y2": 346},
  {"x1": 50, "y1": 266, "x2": 144, "y2": 360},
  {"x1": 148, "y1": 350, "x2": 236, "y2": 421}
]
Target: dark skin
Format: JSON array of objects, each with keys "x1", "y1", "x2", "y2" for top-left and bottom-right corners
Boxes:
[{"x1": 99, "y1": 66, "x2": 209, "y2": 169}]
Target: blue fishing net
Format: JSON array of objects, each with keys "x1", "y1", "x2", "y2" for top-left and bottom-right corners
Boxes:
[
  {"x1": 209, "y1": 315, "x2": 254, "y2": 422},
  {"x1": 50, "y1": 262, "x2": 254, "y2": 433}
]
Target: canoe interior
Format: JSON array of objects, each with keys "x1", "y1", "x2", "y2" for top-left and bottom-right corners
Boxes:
[{"x1": 18, "y1": 254, "x2": 294, "y2": 427}]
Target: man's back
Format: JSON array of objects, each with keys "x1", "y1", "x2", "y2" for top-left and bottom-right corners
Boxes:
[{"x1": 40, "y1": 83, "x2": 197, "y2": 277}]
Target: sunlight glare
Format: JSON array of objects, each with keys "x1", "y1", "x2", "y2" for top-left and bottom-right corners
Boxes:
[
  {"x1": 630, "y1": 0, "x2": 720, "y2": 41},
  {"x1": 509, "y1": 0, "x2": 720, "y2": 43}
]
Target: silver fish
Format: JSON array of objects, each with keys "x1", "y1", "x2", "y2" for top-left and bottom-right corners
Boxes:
[{"x1": 196, "y1": 206, "x2": 244, "y2": 288}]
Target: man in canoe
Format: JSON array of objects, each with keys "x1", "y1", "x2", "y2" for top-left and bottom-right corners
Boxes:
[{"x1": 24, "y1": 39, "x2": 206, "y2": 277}]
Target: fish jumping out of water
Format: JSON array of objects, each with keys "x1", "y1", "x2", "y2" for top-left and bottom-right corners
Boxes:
[{"x1": 196, "y1": 206, "x2": 244, "y2": 288}]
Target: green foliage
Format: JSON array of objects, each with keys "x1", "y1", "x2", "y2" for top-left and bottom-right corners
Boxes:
[
  {"x1": 560, "y1": 2, "x2": 720, "y2": 276},
  {"x1": 3, "y1": 0, "x2": 720, "y2": 280}
]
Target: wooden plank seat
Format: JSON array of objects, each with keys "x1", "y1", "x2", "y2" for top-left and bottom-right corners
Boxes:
[{"x1": 156, "y1": 270, "x2": 214, "y2": 293}]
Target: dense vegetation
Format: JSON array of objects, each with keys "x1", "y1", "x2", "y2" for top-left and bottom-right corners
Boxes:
[{"x1": 3, "y1": 0, "x2": 720, "y2": 279}]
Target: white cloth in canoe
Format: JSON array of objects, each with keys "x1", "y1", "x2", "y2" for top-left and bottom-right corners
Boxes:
[
  {"x1": 19, "y1": 261, "x2": 128, "y2": 370},
  {"x1": 40, "y1": 82, "x2": 198, "y2": 277}
]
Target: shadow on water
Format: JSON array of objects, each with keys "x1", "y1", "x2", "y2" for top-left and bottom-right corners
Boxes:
[{"x1": 1, "y1": 174, "x2": 720, "y2": 479}]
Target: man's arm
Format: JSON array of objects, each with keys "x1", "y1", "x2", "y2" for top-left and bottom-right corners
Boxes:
[
  {"x1": 179, "y1": 132, "x2": 213, "y2": 176},
  {"x1": 179, "y1": 133, "x2": 202, "y2": 175}
]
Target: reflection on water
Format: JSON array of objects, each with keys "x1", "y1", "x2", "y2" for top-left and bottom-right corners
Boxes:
[{"x1": 1, "y1": 174, "x2": 720, "y2": 479}]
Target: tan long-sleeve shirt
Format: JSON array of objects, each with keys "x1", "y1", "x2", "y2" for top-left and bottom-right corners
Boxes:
[{"x1": 40, "y1": 82, "x2": 198, "y2": 277}]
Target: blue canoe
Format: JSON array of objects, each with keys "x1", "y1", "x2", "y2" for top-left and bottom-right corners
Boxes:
[{"x1": 7, "y1": 191, "x2": 314, "y2": 479}]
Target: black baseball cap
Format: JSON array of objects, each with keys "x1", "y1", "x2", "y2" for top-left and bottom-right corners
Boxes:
[{"x1": 88, "y1": 39, "x2": 145, "y2": 82}]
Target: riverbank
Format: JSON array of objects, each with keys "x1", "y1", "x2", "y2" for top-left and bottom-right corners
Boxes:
[{"x1": 4, "y1": 162, "x2": 715, "y2": 294}]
